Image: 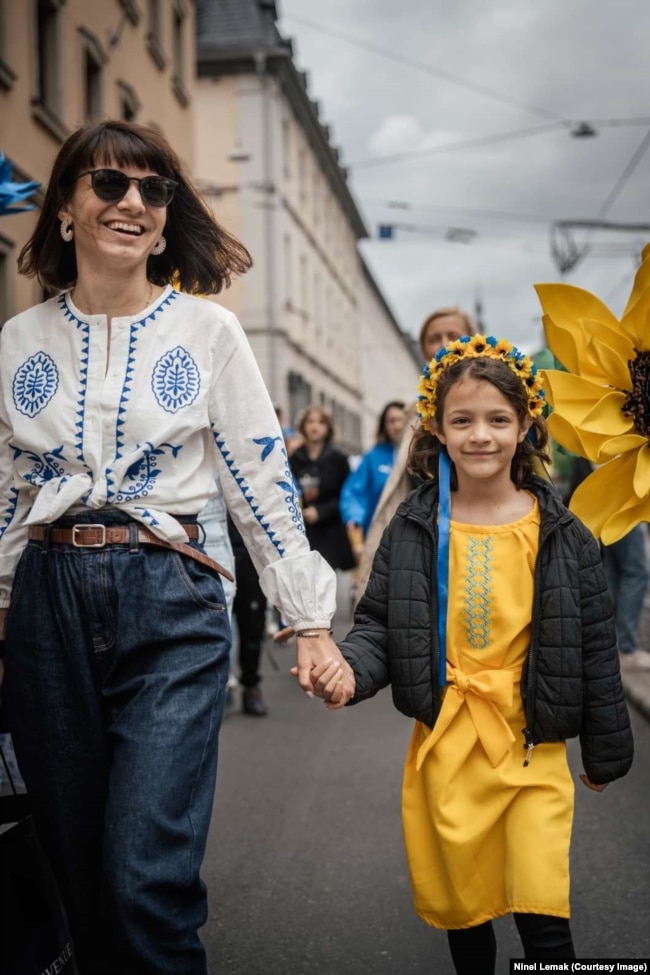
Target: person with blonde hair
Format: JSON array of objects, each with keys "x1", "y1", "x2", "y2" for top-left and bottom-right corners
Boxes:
[{"x1": 354, "y1": 306, "x2": 475, "y2": 602}]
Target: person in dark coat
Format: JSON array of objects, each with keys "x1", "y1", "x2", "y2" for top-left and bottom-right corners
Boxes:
[{"x1": 289, "y1": 406, "x2": 356, "y2": 571}]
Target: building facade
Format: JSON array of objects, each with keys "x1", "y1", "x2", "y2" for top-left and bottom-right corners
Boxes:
[
  {"x1": 195, "y1": 0, "x2": 420, "y2": 453},
  {"x1": 0, "y1": 0, "x2": 196, "y2": 322}
]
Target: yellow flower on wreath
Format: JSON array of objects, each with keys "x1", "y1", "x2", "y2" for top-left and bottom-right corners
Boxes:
[{"x1": 535, "y1": 242, "x2": 650, "y2": 544}]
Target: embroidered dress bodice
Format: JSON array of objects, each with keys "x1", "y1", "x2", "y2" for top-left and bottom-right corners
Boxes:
[
  {"x1": 0, "y1": 288, "x2": 335, "y2": 628},
  {"x1": 401, "y1": 500, "x2": 574, "y2": 929}
]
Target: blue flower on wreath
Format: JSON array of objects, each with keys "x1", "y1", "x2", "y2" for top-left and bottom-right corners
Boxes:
[
  {"x1": 151, "y1": 345, "x2": 200, "y2": 413},
  {"x1": 13, "y1": 351, "x2": 59, "y2": 417}
]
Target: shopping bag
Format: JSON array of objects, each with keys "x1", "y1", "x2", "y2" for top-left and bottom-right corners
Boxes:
[{"x1": 0, "y1": 751, "x2": 79, "y2": 975}]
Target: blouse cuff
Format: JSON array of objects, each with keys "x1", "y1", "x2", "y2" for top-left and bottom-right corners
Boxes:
[{"x1": 258, "y1": 550, "x2": 337, "y2": 629}]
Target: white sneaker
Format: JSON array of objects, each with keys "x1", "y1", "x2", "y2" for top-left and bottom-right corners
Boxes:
[{"x1": 619, "y1": 650, "x2": 650, "y2": 670}]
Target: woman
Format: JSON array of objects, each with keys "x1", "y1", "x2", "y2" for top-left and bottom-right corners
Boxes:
[
  {"x1": 354, "y1": 306, "x2": 475, "y2": 602},
  {"x1": 0, "y1": 119, "x2": 353, "y2": 975},
  {"x1": 339, "y1": 400, "x2": 405, "y2": 554},
  {"x1": 289, "y1": 406, "x2": 356, "y2": 571}
]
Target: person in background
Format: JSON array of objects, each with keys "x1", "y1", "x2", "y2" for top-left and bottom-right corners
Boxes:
[
  {"x1": 569, "y1": 456, "x2": 650, "y2": 670},
  {"x1": 340, "y1": 401, "x2": 405, "y2": 563},
  {"x1": 0, "y1": 119, "x2": 353, "y2": 975},
  {"x1": 355, "y1": 306, "x2": 475, "y2": 602},
  {"x1": 289, "y1": 406, "x2": 356, "y2": 572},
  {"x1": 228, "y1": 516, "x2": 269, "y2": 716}
]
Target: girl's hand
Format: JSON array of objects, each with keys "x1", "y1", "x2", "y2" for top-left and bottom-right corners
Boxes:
[
  {"x1": 290, "y1": 654, "x2": 355, "y2": 710},
  {"x1": 579, "y1": 773, "x2": 608, "y2": 793}
]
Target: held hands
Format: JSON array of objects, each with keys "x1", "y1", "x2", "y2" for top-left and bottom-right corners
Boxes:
[
  {"x1": 288, "y1": 630, "x2": 355, "y2": 709},
  {"x1": 579, "y1": 773, "x2": 608, "y2": 793}
]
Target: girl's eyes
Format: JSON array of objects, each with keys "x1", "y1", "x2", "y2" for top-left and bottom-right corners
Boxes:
[{"x1": 450, "y1": 416, "x2": 512, "y2": 425}]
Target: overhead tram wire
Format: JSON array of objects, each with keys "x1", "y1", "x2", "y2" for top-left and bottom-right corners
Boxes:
[
  {"x1": 281, "y1": 12, "x2": 570, "y2": 126},
  {"x1": 348, "y1": 121, "x2": 563, "y2": 169}
]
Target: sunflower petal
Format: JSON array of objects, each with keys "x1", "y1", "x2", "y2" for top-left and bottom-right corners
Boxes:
[
  {"x1": 535, "y1": 283, "x2": 620, "y2": 348},
  {"x1": 542, "y1": 370, "x2": 611, "y2": 412},
  {"x1": 620, "y1": 283, "x2": 650, "y2": 350},
  {"x1": 582, "y1": 326, "x2": 633, "y2": 391},
  {"x1": 633, "y1": 444, "x2": 650, "y2": 498},
  {"x1": 547, "y1": 412, "x2": 614, "y2": 463},
  {"x1": 601, "y1": 493, "x2": 650, "y2": 544},
  {"x1": 569, "y1": 452, "x2": 639, "y2": 538},
  {"x1": 623, "y1": 243, "x2": 650, "y2": 317},
  {"x1": 597, "y1": 433, "x2": 647, "y2": 460},
  {"x1": 579, "y1": 390, "x2": 633, "y2": 436}
]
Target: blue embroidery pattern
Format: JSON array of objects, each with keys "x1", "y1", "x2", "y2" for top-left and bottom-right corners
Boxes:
[
  {"x1": 59, "y1": 296, "x2": 91, "y2": 464},
  {"x1": 253, "y1": 436, "x2": 305, "y2": 532},
  {"x1": 12, "y1": 351, "x2": 59, "y2": 417},
  {"x1": 107, "y1": 289, "x2": 177, "y2": 502},
  {"x1": 213, "y1": 432, "x2": 286, "y2": 555},
  {"x1": 0, "y1": 486, "x2": 19, "y2": 541},
  {"x1": 463, "y1": 536, "x2": 493, "y2": 649},
  {"x1": 151, "y1": 346, "x2": 200, "y2": 414},
  {"x1": 114, "y1": 442, "x2": 182, "y2": 502},
  {"x1": 11, "y1": 444, "x2": 67, "y2": 487}
]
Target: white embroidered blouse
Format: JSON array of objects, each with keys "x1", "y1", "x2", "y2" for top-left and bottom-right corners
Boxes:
[{"x1": 0, "y1": 286, "x2": 336, "y2": 627}]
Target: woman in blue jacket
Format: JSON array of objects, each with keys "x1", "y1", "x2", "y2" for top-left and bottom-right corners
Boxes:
[{"x1": 340, "y1": 401, "x2": 405, "y2": 542}]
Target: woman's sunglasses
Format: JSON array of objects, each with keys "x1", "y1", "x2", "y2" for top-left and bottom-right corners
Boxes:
[{"x1": 74, "y1": 168, "x2": 178, "y2": 208}]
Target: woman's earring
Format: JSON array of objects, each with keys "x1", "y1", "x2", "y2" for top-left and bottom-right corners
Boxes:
[
  {"x1": 60, "y1": 219, "x2": 74, "y2": 242},
  {"x1": 152, "y1": 235, "x2": 166, "y2": 255}
]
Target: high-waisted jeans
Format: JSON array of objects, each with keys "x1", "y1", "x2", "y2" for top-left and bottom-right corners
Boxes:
[{"x1": 4, "y1": 510, "x2": 231, "y2": 975}]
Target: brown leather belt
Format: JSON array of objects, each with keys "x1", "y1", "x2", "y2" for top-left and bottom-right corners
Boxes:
[{"x1": 28, "y1": 523, "x2": 235, "y2": 583}]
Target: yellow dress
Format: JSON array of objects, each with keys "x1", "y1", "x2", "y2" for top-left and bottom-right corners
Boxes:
[{"x1": 401, "y1": 500, "x2": 574, "y2": 929}]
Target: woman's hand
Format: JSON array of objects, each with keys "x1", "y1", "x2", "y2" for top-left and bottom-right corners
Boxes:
[
  {"x1": 579, "y1": 773, "x2": 608, "y2": 793},
  {"x1": 302, "y1": 506, "x2": 319, "y2": 525},
  {"x1": 290, "y1": 631, "x2": 355, "y2": 708}
]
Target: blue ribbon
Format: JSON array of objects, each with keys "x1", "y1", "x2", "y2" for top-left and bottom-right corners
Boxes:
[{"x1": 436, "y1": 450, "x2": 451, "y2": 689}]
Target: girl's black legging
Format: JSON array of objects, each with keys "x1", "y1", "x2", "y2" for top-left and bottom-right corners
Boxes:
[{"x1": 447, "y1": 913, "x2": 575, "y2": 975}]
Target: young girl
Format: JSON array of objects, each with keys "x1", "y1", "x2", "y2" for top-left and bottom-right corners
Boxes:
[{"x1": 312, "y1": 335, "x2": 634, "y2": 973}]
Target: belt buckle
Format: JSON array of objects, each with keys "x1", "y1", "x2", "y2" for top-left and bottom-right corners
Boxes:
[{"x1": 72, "y1": 524, "x2": 107, "y2": 548}]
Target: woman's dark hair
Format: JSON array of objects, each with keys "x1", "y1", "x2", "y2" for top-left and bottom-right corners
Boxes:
[
  {"x1": 376, "y1": 401, "x2": 405, "y2": 442},
  {"x1": 297, "y1": 405, "x2": 334, "y2": 443},
  {"x1": 17, "y1": 119, "x2": 252, "y2": 293},
  {"x1": 408, "y1": 356, "x2": 549, "y2": 489}
]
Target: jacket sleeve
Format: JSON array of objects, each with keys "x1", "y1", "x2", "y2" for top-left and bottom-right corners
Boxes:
[
  {"x1": 338, "y1": 521, "x2": 392, "y2": 702},
  {"x1": 339, "y1": 454, "x2": 371, "y2": 528},
  {"x1": 577, "y1": 529, "x2": 634, "y2": 784}
]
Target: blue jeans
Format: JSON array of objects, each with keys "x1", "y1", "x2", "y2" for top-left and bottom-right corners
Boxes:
[
  {"x1": 4, "y1": 511, "x2": 231, "y2": 975},
  {"x1": 603, "y1": 524, "x2": 649, "y2": 654}
]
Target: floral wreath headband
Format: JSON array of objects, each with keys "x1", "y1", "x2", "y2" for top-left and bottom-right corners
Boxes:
[{"x1": 416, "y1": 334, "x2": 546, "y2": 427}]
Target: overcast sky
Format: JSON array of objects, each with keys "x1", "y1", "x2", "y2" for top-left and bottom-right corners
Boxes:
[{"x1": 277, "y1": 0, "x2": 650, "y2": 353}]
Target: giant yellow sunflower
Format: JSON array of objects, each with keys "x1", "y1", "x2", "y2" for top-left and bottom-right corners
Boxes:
[{"x1": 535, "y1": 243, "x2": 650, "y2": 544}]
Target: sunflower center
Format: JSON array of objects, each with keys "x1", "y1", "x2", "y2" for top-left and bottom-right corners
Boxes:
[{"x1": 622, "y1": 350, "x2": 650, "y2": 437}]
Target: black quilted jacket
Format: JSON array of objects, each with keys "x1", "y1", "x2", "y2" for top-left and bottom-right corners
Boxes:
[{"x1": 339, "y1": 476, "x2": 633, "y2": 785}]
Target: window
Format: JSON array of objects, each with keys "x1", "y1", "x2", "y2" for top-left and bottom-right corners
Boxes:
[
  {"x1": 171, "y1": 0, "x2": 188, "y2": 105},
  {"x1": 117, "y1": 79, "x2": 140, "y2": 121},
  {"x1": 119, "y1": 0, "x2": 141, "y2": 25},
  {"x1": 282, "y1": 118, "x2": 291, "y2": 180},
  {"x1": 300, "y1": 254, "x2": 308, "y2": 321},
  {"x1": 0, "y1": 234, "x2": 14, "y2": 326},
  {"x1": 33, "y1": 0, "x2": 65, "y2": 135},
  {"x1": 0, "y1": 0, "x2": 16, "y2": 89},
  {"x1": 80, "y1": 29, "x2": 106, "y2": 122},
  {"x1": 284, "y1": 234, "x2": 292, "y2": 307},
  {"x1": 298, "y1": 149, "x2": 307, "y2": 206},
  {"x1": 147, "y1": 0, "x2": 166, "y2": 70}
]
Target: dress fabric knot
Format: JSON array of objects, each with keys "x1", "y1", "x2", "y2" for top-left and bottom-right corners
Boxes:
[{"x1": 416, "y1": 661, "x2": 517, "y2": 770}]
